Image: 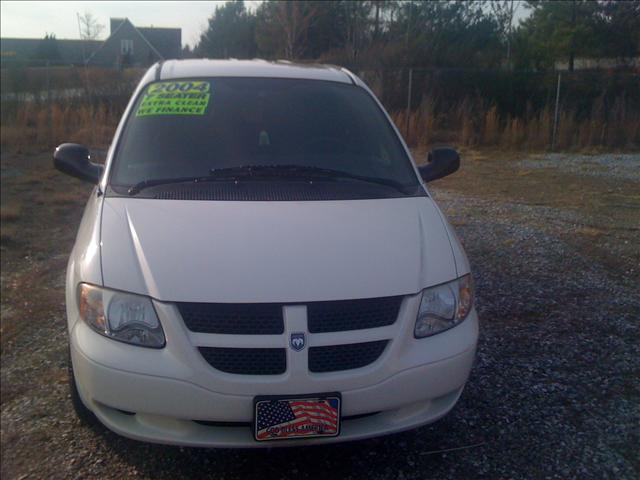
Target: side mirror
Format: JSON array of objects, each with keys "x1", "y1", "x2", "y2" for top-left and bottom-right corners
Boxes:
[
  {"x1": 53, "y1": 143, "x2": 104, "y2": 184},
  {"x1": 418, "y1": 147, "x2": 460, "y2": 183}
]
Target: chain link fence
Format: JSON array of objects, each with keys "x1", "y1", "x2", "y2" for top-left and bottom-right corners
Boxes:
[
  {"x1": 1, "y1": 61, "x2": 638, "y2": 152},
  {"x1": 1, "y1": 60, "x2": 145, "y2": 151},
  {"x1": 359, "y1": 67, "x2": 639, "y2": 150}
]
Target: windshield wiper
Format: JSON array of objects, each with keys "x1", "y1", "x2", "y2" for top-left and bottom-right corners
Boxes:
[
  {"x1": 126, "y1": 166, "x2": 274, "y2": 195},
  {"x1": 127, "y1": 164, "x2": 411, "y2": 196},
  {"x1": 210, "y1": 164, "x2": 411, "y2": 193},
  {"x1": 126, "y1": 175, "x2": 225, "y2": 196},
  {"x1": 126, "y1": 166, "x2": 267, "y2": 195}
]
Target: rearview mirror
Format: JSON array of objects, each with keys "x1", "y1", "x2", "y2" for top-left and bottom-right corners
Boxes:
[
  {"x1": 418, "y1": 148, "x2": 460, "y2": 183},
  {"x1": 53, "y1": 143, "x2": 104, "y2": 184}
]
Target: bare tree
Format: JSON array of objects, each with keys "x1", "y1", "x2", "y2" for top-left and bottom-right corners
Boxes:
[
  {"x1": 490, "y1": 0, "x2": 517, "y2": 68},
  {"x1": 345, "y1": 1, "x2": 375, "y2": 61},
  {"x1": 272, "y1": 2, "x2": 318, "y2": 59},
  {"x1": 78, "y1": 12, "x2": 105, "y2": 41}
]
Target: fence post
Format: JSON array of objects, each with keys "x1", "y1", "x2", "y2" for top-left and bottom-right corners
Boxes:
[
  {"x1": 405, "y1": 68, "x2": 413, "y2": 138},
  {"x1": 551, "y1": 72, "x2": 562, "y2": 150},
  {"x1": 46, "y1": 60, "x2": 52, "y2": 146}
]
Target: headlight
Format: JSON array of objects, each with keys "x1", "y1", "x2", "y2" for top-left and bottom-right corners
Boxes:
[
  {"x1": 78, "y1": 284, "x2": 165, "y2": 348},
  {"x1": 414, "y1": 274, "x2": 474, "y2": 338}
]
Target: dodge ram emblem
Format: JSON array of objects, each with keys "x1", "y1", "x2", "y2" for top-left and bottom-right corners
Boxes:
[{"x1": 290, "y1": 332, "x2": 306, "y2": 351}]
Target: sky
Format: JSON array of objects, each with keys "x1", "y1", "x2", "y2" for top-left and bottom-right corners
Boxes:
[
  {"x1": 1, "y1": 1, "x2": 531, "y2": 49},
  {"x1": 0, "y1": 1, "x2": 261, "y2": 48}
]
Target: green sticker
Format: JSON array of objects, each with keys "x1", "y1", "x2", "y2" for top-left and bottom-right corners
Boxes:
[{"x1": 136, "y1": 81, "x2": 211, "y2": 117}]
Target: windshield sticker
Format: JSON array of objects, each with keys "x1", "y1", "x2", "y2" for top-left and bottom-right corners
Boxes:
[{"x1": 136, "y1": 81, "x2": 210, "y2": 117}]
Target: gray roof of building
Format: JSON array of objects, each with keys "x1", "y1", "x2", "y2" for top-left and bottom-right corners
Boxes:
[
  {"x1": 138, "y1": 27, "x2": 181, "y2": 60},
  {"x1": 1, "y1": 38, "x2": 101, "y2": 64}
]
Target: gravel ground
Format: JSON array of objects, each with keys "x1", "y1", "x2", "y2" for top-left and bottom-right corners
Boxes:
[
  {"x1": 1, "y1": 152, "x2": 639, "y2": 479},
  {"x1": 519, "y1": 153, "x2": 640, "y2": 180}
]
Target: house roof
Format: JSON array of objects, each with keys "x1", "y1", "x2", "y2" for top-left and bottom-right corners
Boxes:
[
  {"x1": 1, "y1": 17, "x2": 180, "y2": 67},
  {"x1": 87, "y1": 18, "x2": 164, "y2": 63},
  {"x1": 138, "y1": 27, "x2": 181, "y2": 60},
  {"x1": 86, "y1": 18, "x2": 180, "y2": 64},
  {"x1": 1, "y1": 37, "x2": 101, "y2": 64},
  {"x1": 159, "y1": 59, "x2": 354, "y2": 84}
]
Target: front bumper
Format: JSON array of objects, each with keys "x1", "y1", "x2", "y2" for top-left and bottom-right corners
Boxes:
[{"x1": 69, "y1": 294, "x2": 478, "y2": 447}]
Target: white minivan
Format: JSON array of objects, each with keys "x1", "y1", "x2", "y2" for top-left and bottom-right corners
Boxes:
[{"x1": 55, "y1": 60, "x2": 478, "y2": 447}]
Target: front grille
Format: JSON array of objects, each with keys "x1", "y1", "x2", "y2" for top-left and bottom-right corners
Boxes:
[
  {"x1": 190, "y1": 299, "x2": 397, "y2": 375},
  {"x1": 309, "y1": 341, "x2": 388, "y2": 373},
  {"x1": 199, "y1": 347, "x2": 286, "y2": 375},
  {"x1": 307, "y1": 296, "x2": 402, "y2": 333},
  {"x1": 178, "y1": 303, "x2": 284, "y2": 335}
]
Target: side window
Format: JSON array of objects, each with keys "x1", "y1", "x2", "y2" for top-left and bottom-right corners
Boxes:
[{"x1": 121, "y1": 39, "x2": 133, "y2": 55}]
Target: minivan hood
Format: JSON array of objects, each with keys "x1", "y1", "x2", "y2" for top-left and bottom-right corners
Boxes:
[{"x1": 100, "y1": 196, "x2": 457, "y2": 303}]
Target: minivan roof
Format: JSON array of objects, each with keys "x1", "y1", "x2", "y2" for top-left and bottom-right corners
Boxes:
[{"x1": 158, "y1": 59, "x2": 355, "y2": 84}]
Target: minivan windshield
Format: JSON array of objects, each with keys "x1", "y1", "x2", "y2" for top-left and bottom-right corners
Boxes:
[{"x1": 110, "y1": 77, "x2": 421, "y2": 195}]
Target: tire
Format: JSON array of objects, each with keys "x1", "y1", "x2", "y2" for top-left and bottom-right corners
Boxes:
[{"x1": 68, "y1": 347, "x2": 100, "y2": 428}]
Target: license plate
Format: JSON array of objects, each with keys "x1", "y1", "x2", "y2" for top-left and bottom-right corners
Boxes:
[{"x1": 254, "y1": 393, "x2": 341, "y2": 441}]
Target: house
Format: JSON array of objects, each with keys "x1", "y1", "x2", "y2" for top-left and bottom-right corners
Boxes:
[
  {"x1": 0, "y1": 18, "x2": 181, "y2": 68},
  {"x1": 87, "y1": 18, "x2": 181, "y2": 67}
]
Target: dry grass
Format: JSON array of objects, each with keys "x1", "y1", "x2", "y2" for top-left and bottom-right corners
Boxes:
[
  {"x1": 391, "y1": 94, "x2": 639, "y2": 151},
  {"x1": 9, "y1": 168, "x2": 59, "y2": 190},
  {"x1": 49, "y1": 191, "x2": 83, "y2": 205},
  {"x1": 575, "y1": 226, "x2": 606, "y2": 237},
  {"x1": 483, "y1": 105, "x2": 500, "y2": 145},
  {"x1": 1, "y1": 101, "x2": 120, "y2": 153},
  {"x1": 0, "y1": 204, "x2": 22, "y2": 222},
  {"x1": 0, "y1": 225, "x2": 17, "y2": 245},
  {"x1": 1, "y1": 89, "x2": 638, "y2": 154},
  {"x1": 1, "y1": 66, "x2": 142, "y2": 153}
]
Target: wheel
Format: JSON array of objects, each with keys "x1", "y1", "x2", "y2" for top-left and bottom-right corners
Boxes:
[{"x1": 68, "y1": 347, "x2": 100, "y2": 428}]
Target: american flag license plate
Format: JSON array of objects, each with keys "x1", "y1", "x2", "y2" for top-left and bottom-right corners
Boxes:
[{"x1": 254, "y1": 393, "x2": 341, "y2": 441}]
